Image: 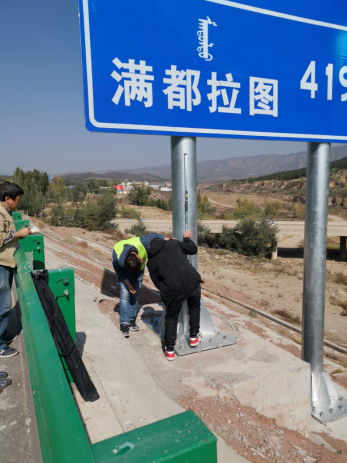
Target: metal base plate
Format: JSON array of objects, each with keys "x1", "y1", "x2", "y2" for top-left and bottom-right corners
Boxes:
[
  {"x1": 312, "y1": 396, "x2": 347, "y2": 423},
  {"x1": 143, "y1": 316, "x2": 237, "y2": 356}
]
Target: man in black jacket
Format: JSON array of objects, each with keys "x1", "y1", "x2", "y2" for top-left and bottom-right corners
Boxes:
[{"x1": 147, "y1": 230, "x2": 202, "y2": 361}]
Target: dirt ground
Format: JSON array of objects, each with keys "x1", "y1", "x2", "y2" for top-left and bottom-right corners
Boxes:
[
  {"x1": 205, "y1": 191, "x2": 290, "y2": 210},
  {"x1": 28, "y1": 217, "x2": 347, "y2": 461},
  {"x1": 117, "y1": 197, "x2": 172, "y2": 220}
]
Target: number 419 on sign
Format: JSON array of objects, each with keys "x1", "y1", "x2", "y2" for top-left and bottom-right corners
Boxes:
[{"x1": 300, "y1": 60, "x2": 347, "y2": 101}]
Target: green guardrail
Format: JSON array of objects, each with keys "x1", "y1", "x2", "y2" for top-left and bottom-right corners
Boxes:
[{"x1": 14, "y1": 218, "x2": 217, "y2": 463}]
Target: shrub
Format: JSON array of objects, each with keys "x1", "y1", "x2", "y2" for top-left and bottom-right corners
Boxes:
[
  {"x1": 233, "y1": 198, "x2": 261, "y2": 219},
  {"x1": 125, "y1": 219, "x2": 147, "y2": 237},
  {"x1": 197, "y1": 223, "x2": 214, "y2": 247},
  {"x1": 290, "y1": 202, "x2": 305, "y2": 219},
  {"x1": 221, "y1": 210, "x2": 234, "y2": 220},
  {"x1": 264, "y1": 201, "x2": 279, "y2": 218},
  {"x1": 147, "y1": 197, "x2": 172, "y2": 211},
  {"x1": 119, "y1": 207, "x2": 140, "y2": 219},
  {"x1": 197, "y1": 192, "x2": 216, "y2": 219},
  {"x1": 218, "y1": 218, "x2": 278, "y2": 257},
  {"x1": 49, "y1": 192, "x2": 116, "y2": 231}
]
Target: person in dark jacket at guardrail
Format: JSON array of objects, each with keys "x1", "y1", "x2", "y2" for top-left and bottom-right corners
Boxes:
[
  {"x1": 0, "y1": 182, "x2": 31, "y2": 358},
  {"x1": 112, "y1": 233, "x2": 167, "y2": 338},
  {"x1": 147, "y1": 230, "x2": 202, "y2": 361}
]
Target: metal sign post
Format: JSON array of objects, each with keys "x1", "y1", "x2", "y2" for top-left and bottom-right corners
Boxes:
[
  {"x1": 146, "y1": 137, "x2": 236, "y2": 355},
  {"x1": 302, "y1": 142, "x2": 347, "y2": 422},
  {"x1": 170, "y1": 136, "x2": 236, "y2": 355}
]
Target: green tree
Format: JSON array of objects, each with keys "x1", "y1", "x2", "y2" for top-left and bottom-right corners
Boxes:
[
  {"x1": 96, "y1": 192, "x2": 116, "y2": 227},
  {"x1": 12, "y1": 167, "x2": 47, "y2": 216},
  {"x1": 50, "y1": 203, "x2": 66, "y2": 226},
  {"x1": 50, "y1": 176, "x2": 67, "y2": 203},
  {"x1": 128, "y1": 184, "x2": 151, "y2": 206}
]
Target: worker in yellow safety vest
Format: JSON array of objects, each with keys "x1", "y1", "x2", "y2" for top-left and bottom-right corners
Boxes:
[{"x1": 112, "y1": 233, "x2": 167, "y2": 337}]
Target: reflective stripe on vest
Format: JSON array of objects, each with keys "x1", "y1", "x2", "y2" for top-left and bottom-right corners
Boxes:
[{"x1": 114, "y1": 237, "x2": 147, "y2": 270}]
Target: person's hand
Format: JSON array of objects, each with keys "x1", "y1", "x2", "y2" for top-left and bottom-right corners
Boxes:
[
  {"x1": 124, "y1": 279, "x2": 137, "y2": 294},
  {"x1": 164, "y1": 237, "x2": 169, "y2": 241},
  {"x1": 183, "y1": 230, "x2": 192, "y2": 239},
  {"x1": 15, "y1": 227, "x2": 31, "y2": 239}
]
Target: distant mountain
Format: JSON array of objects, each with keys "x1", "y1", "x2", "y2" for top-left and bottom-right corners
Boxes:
[
  {"x1": 58, "y1": 145, "x2": 347, "y2": 183},
  {"x1": 60, "y1": 171, "x2": 164, "y2": 183},
  {"x1": 121, "y1": 145, "x2": 347, "y2": 181}
]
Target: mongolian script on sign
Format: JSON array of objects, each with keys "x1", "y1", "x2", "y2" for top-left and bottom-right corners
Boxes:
[{"x1": 197, "y1": 17, "x2": 217, "y2": 62}]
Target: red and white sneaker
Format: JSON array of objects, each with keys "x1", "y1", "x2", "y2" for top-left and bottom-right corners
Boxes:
[
  {"x1": 165, "y1": 348, "x2": 175, "y2": 361},
  {"x1": 190, "y1": 332, "x2": 202, "y2": 348}
]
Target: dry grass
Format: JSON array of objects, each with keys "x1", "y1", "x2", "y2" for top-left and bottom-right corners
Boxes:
[
  {"x1": 333, "y1": 271, "x2": 347, "y2": 286},
  {"x1": 330, "y1": 296, "x2": 347, "y2": 316},
  {"x1": 292, "y1": 335, "x2": 302, "y2": 345},
  {"x1": 325, "y1": 350, "x2": 338, "y2": 361},
  {"x1": 64, "y1": 237, "x2": 76, "y2": 245},
  {"x1": 78, "y1": 241, "x2": 89, "y2": 249},
  {"x1": 331, "y1": 368, "x2": 344, "y2": 375},
  {"x1": 274, "y1": 308, "x2": 301, "y2": 324},
  {"x1": 36, "y1": 220, "x2": 46, "y2": 229},
  {"x1": 103, "y1": 228, "x2": 126, "y2": 241},
  {"x1": 248, "y1": 310, "x2": 257, "y2": 319},
  {"x1": 214, "y1": 248, "x2": 232, "y2": 256}
]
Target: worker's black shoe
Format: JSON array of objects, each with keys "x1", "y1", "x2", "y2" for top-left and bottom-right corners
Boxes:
[
  {"x1": 0, "y1": 378, "x2": 12, "y2": 393},
  {"x1": 120, "y1": 324, "x2": 130, "y2": 338},
  {"x1": 0, "y1": 347, "x2": 19, "y2": 358},
  {"x1": 129, "y1": 319, "x2": 139, "y2": 331},
  {"x1": 0, "y1": 372, "x2": 8, "y2": 380}
]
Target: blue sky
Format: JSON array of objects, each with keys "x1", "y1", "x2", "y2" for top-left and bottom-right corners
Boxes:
[{"x1": 0, "y1": 0, "x2": 315, "y2": 176}]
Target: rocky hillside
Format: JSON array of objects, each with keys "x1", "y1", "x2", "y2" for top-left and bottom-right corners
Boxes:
[
  {"x1": 214, "y1": 158, "x2": 347, "y2": 204},
  {"x1": 60, "y1": 171, "x2": 163, "y2": 183},
  {"x1": 119, "y1": 144, "x2": 347, "y2": 181}
]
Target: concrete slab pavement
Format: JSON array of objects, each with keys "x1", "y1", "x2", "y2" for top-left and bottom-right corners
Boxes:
[{"x1": 45, "y1": 248, "x2": 249, "y2": 463}]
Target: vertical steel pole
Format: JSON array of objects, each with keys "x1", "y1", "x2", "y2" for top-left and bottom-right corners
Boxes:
[
  {"x1": 302, "y1": 142, "x2": 330, "y2": 399},
  {"x1": 151, "y1": 136, "x2": 236, "y2": 355},
  {"x1": 171, "y1": 136, "x2": 198, "y2": 268}
]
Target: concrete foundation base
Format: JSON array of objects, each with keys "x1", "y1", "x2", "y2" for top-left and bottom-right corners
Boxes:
[{"x1": 141, "y1": 301, "x2": 311, "y2": 432}]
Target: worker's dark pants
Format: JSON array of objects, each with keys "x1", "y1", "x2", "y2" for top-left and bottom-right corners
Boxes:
[
  {"x1": 164, "y1": 282, "x2": 201, "y2": 351},
  {"x1": 0, "y1": 265, "x2": 14, "y2": 351}
]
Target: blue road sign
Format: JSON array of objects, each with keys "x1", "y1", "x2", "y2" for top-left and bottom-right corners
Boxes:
[{"x1": 79, "y1": 0, "x2": 347, "y2": 142}]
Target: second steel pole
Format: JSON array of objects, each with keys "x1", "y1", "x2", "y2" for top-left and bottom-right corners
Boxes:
[{"x1": 302, "y1": 142, "x2": 330, "y2": 400}]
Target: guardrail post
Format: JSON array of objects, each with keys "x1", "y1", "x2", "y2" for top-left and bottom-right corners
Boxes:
[
  {"x1": 12, "y1": 211, "x2": 22, "y2": 221},
  {"x1": 20, "y1": 235, "x2": 45, "y2": 270},
  {"x1": 47, "y1": 268, "x2": 76, "y2": 383},
  {"x1": 14, "y1": 219, "x2": 30, "y2": 231}
]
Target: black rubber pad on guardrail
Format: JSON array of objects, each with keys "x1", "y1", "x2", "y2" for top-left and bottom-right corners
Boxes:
[{"x1": 32, "y1": 270, "x2": 99, "y2": 402}]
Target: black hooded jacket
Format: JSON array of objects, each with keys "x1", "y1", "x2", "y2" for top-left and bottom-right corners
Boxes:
[{"x1": 147, "y1": 238, "x2": 202, "y2": 304}]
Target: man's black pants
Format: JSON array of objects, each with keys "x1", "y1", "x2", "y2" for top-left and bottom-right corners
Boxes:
[{"x1": 164, "y1": 282, "x2": 201, "y2": 351}]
